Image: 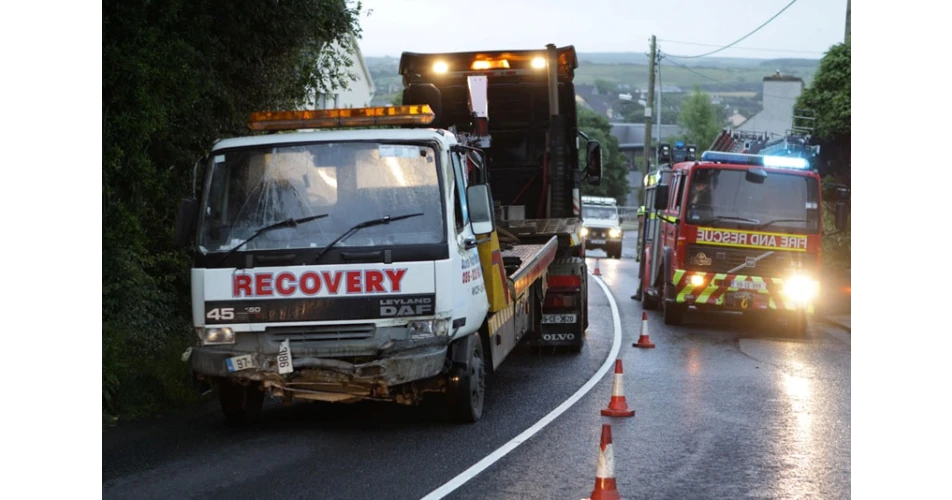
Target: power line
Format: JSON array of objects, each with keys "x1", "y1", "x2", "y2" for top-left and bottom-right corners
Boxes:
[
  {"x1": 664, "y1": 0, "x2": 800, "y2": 58},
  {"x1": 658, "y1": 38, "x2": 824, "y2": 55}
]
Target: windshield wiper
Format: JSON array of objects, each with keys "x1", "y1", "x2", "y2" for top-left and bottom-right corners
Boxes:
[
  {"x1": 756, "y1": 218, "x2": 809, "y2": 230},
  {"x1": 217, "y1": 213, "x2": 329, "y2": 265},
  {"x1": 694, "y1": 215, "x2": 761, "y2": 225},
  {"x1": 314, "y1": 213, "x2": 424, "y2": 263}
]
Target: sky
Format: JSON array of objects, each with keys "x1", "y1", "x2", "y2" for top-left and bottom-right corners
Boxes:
[{"x1": 354, "y1": 0, "x2": 848, "y2": 60}]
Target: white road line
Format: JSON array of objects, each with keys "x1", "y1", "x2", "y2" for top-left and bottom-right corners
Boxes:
[{"x1": 419, "y1": 273, "x2": 623, "y2": 500}]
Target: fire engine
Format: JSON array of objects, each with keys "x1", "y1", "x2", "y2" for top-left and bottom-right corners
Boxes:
[
  {"x1": 173, "y1": 44, "x2": 601, "y2": 424},
  {"x1": 633, "y1": 130, "x2": 848, "y2": 333}
]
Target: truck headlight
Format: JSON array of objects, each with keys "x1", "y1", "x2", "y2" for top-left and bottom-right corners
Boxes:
[
  {"x1": 608, "y1": 227, "x2": 622, "y2": 238},
  {"x1": 580, "y1": 227, "x2": 589, "y2": 237},
  {"x1": 408, "y1": 318, "x2": 451, "y2": 340},
  {"x1": 197, "y1": 327, "x2": 235, "y2": 345},
  {"x1": 782, "y1": 276, "x2": 819, "y2": 304}
]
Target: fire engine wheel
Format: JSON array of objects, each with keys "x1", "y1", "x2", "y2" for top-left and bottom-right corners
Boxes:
[
  {"x1": 448, "y1": 336, "x2": 486, "y2": 423},
  {"x1": 663, "y1": 283, "x2": 685, "y2": 326},
  {"x1": 218, "y1": 379, "x2": 265, "y2": 425},
  {"x1": 788, "y1": 310, "x2": 808, "y2": 336}
]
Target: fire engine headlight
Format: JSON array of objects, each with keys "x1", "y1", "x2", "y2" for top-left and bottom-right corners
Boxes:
[
  {"x1": 197, "y1": 327, "x2": 235, "y2": 345},
  {"x1": 690, "y1": 274, "x2": 706, "y2": 287},
  {"x1": 608, "y1": 227, "x2": 622, "y2": 238},
  {"x1": 783, "y1": 276, "x2": 819, "y2": 303},
  {"x1": 408, "y1": 318, "x2": 451, "y2": 340},
  {"x1": 580, "y1": 227, "x2": 589, "y2": 237}
]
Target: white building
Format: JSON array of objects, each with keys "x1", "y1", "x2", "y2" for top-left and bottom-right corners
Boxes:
[
  {"x1": 307, "y1": 35, "x2": 376, "y2": 110},
  {"x1": 736, "y1": 72, "x2": 804, "y2": 137}
]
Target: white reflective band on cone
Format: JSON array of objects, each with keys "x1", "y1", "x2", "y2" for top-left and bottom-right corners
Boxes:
[
  {"x1": 596, "y1": 444, "x2": 615, "y2": 478},
  {"x1": 613, "y1": 374, "x2": 625, "y2": 397}
]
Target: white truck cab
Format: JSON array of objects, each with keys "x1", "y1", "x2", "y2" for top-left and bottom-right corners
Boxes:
[
  {"x1": 581, "y1": 195, "x2": 623, "y2": 258},
  {"x1": 174, "y1": 103, "x2": 568, "y2": 424}
]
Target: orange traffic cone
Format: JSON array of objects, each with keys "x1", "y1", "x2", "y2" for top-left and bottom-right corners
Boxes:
[
  {"x1": 593, "y1": 258, "x2": 602, "y2": 276},
  {"x1": 586, "y1": 424, "x2": 622, "y2": 500},
  {"x1": 633, "y1": 311, "x2": 655, "y2": 348},
  {"x1": 601, "y1": 359, "x2": 635, "y2": 417}
]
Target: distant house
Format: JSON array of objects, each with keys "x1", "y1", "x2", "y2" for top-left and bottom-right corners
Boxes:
[
  {"x1": 728, "y1": 110, "x2": 746, "y2": 127},
  {"x1": 735, "y1": 72, "x2": 803, "y2": 137},
  {"x1": 307, "y1": 35, "x2": 376, "y2": 110},
  {"x1": 575, "y1": 84, "x2": 615, "y2": 118}
]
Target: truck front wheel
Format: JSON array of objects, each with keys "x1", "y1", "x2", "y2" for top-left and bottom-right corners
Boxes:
[
  {"x1": 218, "y1": 379, "x2": 264, "y2": 425},
  {"x1": 448, "y1": 335, "x2": 486, "y2": 423}
]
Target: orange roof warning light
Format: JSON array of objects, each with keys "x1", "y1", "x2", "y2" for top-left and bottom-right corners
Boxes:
[{"x1": 247, "y1": 105, "x2": 436, "y2": 131}]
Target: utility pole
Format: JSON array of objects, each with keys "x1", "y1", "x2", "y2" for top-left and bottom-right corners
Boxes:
[
  {"x1": 845, "y1": 0, "x2": 850, "y2": 41},
  {"x1": 641, "y1": 35, "x2": 656, "y2": 206}
]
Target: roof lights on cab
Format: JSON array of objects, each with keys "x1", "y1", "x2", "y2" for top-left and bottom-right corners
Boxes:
[
  {"x1": 471, "y1": 59, "x2": 510, "y2": 70},
  {"x1": 700, "y1": 151, "x2": 810, "y2": 170},
  {"x1": 433, "y1": 61, "x2": 449, "y2": 74},
  {"x1": 247, "y1": 105, "x2": 436, "y2": 131}
]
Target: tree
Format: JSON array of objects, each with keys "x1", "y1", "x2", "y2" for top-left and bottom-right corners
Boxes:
[
  {"x1": 796, "y1": 39, "x2": 850, "y2": 184},
  {"x1": 103, "y1": 0, "x2": 363, "y2": 422},
  {"x1": 577, "y1": 105, "x2": 630, "y2": 204},
  {"x1": 594, "y1": 78, "x2": 616, "y2": 95},
  {"x1": 675, "y1": 86, "x2": 722, "y2": 149},
  {"x1": 796, "y1": 40, "x2": 850, "y2": 276}
]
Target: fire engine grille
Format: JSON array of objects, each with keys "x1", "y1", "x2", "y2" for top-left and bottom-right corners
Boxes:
[
  {"x1": 684, "y1": 244, "x2": 816, "y2": 277},
  {"x1": 265, "y1": 324, "x2": 376, "y2": 343},
  {"x1": 586, "y1": 228, "x2": 611, "y2": 239}
]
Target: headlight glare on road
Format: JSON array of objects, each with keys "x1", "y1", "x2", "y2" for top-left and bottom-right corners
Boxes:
[
  {"x1": 609, "y1": 227, "x2": 622, "y2": 238},
  {"x1": 199, "y1": 327, "x2": 235, "y2": 345},
  {"x1": 783, "y1": 275, "x2": 819, "y2": 303}
]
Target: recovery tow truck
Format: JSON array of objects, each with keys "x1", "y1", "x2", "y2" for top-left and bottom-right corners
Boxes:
[
  {"x1": 173, "y1": 44, "x2": 602, "y2": 424},
  {"x1": 633, "y1": 131, "x2": 848, "y2": 333}
]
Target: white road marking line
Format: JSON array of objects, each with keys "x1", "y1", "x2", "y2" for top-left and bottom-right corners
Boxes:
[{"x1": 419, "y1": 273, "x2": 623, "y2": 500}]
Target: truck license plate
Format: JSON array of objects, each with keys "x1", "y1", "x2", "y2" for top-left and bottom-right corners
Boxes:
[
  {"x1": 542, "y1": 314, "x2": 577, "y2": 324},
  {"x1": 732, "y1": 280, "x2": 766, "y2": 290},
  {"x1": 225, "y1": 354, "x2": 255, "y2": 372}
]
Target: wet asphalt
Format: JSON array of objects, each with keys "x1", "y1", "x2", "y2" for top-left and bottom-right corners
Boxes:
[{"x1": 102, "y1": 233, "x2": 850, "y2": 499}]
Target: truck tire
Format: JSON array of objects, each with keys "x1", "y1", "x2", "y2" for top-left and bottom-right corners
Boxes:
[
  {"x1": 788, "y1": 310, "x2": 808, "y2": 336},
  {"x1": 218, "y1": 379, "x2": 264, "y2": 425},
  {"x1": 448, "y1": 334, "x2": 486, "y2": 423}
]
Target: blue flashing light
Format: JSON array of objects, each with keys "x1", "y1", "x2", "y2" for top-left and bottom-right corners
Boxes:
[
  {"x1": 675, "y1": 141, "x2": 685, "y2": 148},
  {"x1": 762, "y1": 155, "x2": 809, "y2": 169},
  {"x1": 700, "y1": 151, "x2": 810, "y2": 170}
]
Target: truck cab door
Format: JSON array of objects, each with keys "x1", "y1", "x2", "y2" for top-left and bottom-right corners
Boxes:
[{"x1": 451, "y1": 151, "x2": 489, "y2": 333}]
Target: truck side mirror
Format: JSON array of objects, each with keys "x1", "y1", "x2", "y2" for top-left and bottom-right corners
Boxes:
[
  {"x1": 654, "y1": 184, "x2": 669, "y2": 210},
  {"x1": 175, "y1": 197, "x2": 199, "y2": 247},
  {"x1": 834, "y1": 201, "x2": 848, "y2": 232},
  {"x1": 584, "y1": 140, "x2": 602, "y2": 186},
  {"x1": 466, "y1": 184, "x2": 495, "y2": 235}
]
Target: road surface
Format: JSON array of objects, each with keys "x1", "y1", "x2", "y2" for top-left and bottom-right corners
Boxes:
[{"x1": 103, "y1": 232, "x2": 851, "y2": 499}]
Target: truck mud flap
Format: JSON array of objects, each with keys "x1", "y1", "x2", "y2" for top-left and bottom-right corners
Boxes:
[{"x1": 531, "y1": 257, "x2": 586, "y2": 349}]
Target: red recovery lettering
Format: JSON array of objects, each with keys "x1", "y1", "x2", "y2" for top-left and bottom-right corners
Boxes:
[
  {"x1": 365, "y1": 270, "x2": 385, "y2": 293},
  {"x1": 255, "y1": 273, "x2": 274, "y2": 296},
  {"x1": 275, "y1": 272, "x2": 296, "y2": 296},
  {"x1": 385, "y1": 269, "x2": 407, "y2": 292},
  {"x1": 233, "y1": 275, "x2": 252, "y2": 297},
  {"x1": 322, "y1": 271, "x2": 343, "y2": 293},
  {"x1": 346, "y1": 271, "x2": 362, "y2": 293},
  {"x1": 300, "y1": 272, "x2": 321, "y2": 294},
  {"x1": 231, "y1": 268, "x2": 412, "y2": 297}
]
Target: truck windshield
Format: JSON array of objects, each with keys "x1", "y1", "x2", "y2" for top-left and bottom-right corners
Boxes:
[
  {"x1": 684, "y1": 167, "x2": 819, "y2": 233},
  {"x1": 198, "y1": 142, "x2": 444, "y2": 253},
  {"x1": 584, "y1": 207, "x2": 618, "y2": 220}
]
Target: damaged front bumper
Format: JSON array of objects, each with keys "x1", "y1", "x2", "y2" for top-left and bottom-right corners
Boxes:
[{"x1": 188, "y1": 332, "x2": 451, "y2": 404}]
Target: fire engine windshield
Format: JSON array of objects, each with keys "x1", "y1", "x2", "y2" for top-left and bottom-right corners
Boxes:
[
  {"x1": 684, "y1": 167, "x2": 820, "y2": 233},
  {"x1": 197, "y1": 142, "x2": 444, "y2": 253}
]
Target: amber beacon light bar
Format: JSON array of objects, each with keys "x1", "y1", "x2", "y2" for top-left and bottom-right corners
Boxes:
[{"x1": 247, "y1": 105, "x2": 436, "y2": 131}]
